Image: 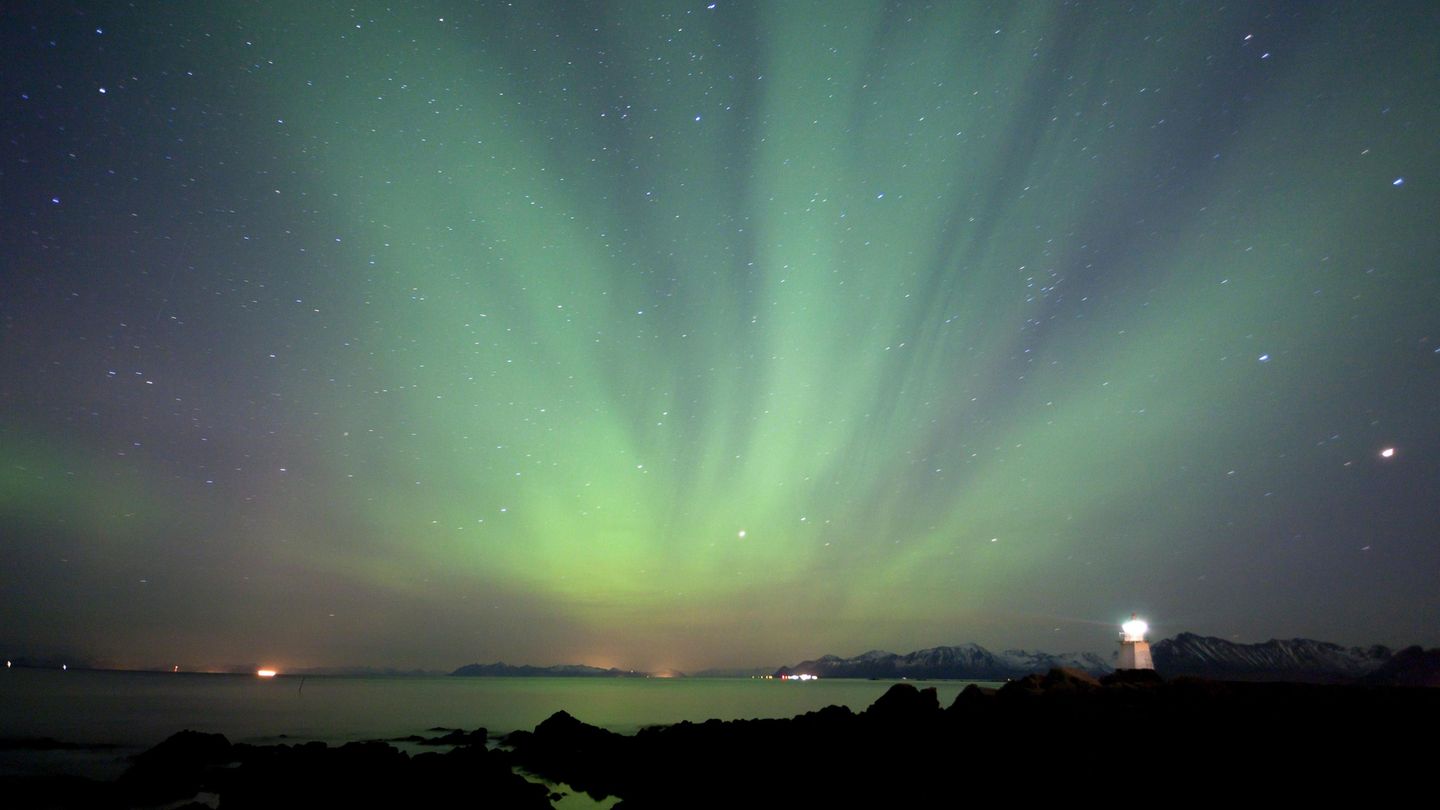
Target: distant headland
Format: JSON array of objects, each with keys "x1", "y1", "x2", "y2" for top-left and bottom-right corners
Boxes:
[{"x1": 450, "y1": 662, "x2": 649, "y2": 678}]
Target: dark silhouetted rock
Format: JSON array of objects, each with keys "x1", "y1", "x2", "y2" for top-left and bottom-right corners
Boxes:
[
  {"x1": 107, "y1": 729, "x2": 551, "y2": 809},
  {"x1": 117, "y1": 729, "x2": 231, "y2": 804},
  {"x1": 512, "y1": 673, "x2": 1440, "y2": 805},
  {"x1": 58, "y1": 667, "x2": 1440, "y2": 809},
  {"x1": 948, "y1": 683, "x2": 998, "y2": 713},
  {"x1": 1041, "y1": 666, "x2": 1102, "y2": 691},
  {"x1": 996, "y1": 673, "x2": 1045, "y2": 699},
  {"x1": 0, "y1": 773, "x2": 117, "y2": 809},
  {"x1": 864, "y1": 682, "x2": 941, "y2": 722},
  {"x1": 419, "y1": 726, "x2": 488, "y2": 745},
  {"x1": 506, "y1": 710, "x2": 634, "y2": 800},
  {"x1": 1101, "y1": 668, "x2": 1165, "y2": 687}
]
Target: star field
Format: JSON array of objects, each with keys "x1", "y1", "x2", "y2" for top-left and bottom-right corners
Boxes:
[{"x1": 2, "y1": 2, "x2": 1438, "y2": 671}]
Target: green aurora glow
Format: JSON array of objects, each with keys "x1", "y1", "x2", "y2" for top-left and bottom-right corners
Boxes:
[{"x1": 2, "y1": 2, "x2": 1437, "y2": 670}]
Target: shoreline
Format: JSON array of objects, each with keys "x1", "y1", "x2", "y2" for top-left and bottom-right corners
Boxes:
[{"x1": 7, "y1": 669, "x2": 1438, "y2": 807}]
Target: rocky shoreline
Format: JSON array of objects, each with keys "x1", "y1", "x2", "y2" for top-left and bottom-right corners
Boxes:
[
  {"x1": 506, "y1": 668, "x2": 1440, "y2": 805},
  {"x1": 9, "y1": 668, "x2": 1438, "y2": 808}
]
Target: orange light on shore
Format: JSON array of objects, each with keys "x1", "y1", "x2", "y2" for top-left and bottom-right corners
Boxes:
[{"x1": 256, "y1": 669, "x2": 278, "y2": 678}]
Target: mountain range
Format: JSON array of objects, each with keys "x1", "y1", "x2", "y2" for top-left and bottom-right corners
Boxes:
[
  {"x1": 453, "y1": 634, "x2": 1433, "y2": 684},
  {"x1": 1150, "y1": 632, "x2": 1392, "y2": 682},
  {"x1": 774, "y1": 644, "x2": 1111, "y2": 680},
  {"x1": 773, "y1": 635, "x2": 1413, "y2": 683}
]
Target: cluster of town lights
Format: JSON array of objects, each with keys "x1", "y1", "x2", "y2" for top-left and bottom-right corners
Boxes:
[{"x1": 779, "y1": 673, "x2": 817, "y2": 681}]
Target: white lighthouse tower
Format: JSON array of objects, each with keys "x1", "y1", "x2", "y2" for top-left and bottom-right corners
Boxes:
[{"x1": 1117, "y1": 614, "x2": 1154, "y2": 670}]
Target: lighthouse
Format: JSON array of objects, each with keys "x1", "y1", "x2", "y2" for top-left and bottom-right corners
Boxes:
[{"x1": 1117, "y1": 614, "x2": 1154, "y2": 670}]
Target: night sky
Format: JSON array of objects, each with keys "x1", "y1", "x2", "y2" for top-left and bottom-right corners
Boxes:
[{"x1": 3, "y1": 2, "x2": 1438, "y2": 673}]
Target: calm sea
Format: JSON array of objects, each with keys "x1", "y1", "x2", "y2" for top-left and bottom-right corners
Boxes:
[{"x1": 1, "y1": 668, "x2": 991, "y2": 783}]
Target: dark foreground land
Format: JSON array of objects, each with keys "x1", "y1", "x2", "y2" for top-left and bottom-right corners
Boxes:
[{"x1": 9, "y1": 668, "x2": 1439, "y2": 808}]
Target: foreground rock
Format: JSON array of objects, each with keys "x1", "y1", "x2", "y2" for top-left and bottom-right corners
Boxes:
[
  {"x1": 11, "y1": 727, "x2": 552, "y2": 809},
  {"x1": 506, "y1": 673, "x2": 1440, "y2": 807},
  {"x1": 13, "y1": 670, "x2": 1438, "y2": 807}
]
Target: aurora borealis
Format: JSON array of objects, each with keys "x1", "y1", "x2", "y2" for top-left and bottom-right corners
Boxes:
[{"x1": 3, "y1": 1, "x2": 1438, "y2": 672}]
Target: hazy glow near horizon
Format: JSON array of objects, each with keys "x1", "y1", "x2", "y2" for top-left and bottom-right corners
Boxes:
[{"x1": 2, "y1": 2, "x2": 1437, "y2": 672}]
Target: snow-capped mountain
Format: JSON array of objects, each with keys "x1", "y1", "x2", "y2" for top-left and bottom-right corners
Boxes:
[
  {"x1": 774, "y1": 643, "x2": 1110, "y2": 680},
  {"x1": 1151, "y1": 633, "x2": 1391, "y2": 682}
]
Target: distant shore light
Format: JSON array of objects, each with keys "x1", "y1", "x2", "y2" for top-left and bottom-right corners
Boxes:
[{"x1": 256, "y1": 669, "x2": 278, "y2": 678}]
